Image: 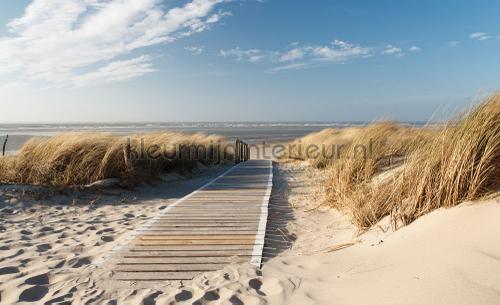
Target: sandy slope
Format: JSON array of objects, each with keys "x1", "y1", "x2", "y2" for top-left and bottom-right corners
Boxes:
[
  {"x1": 0, "y1": 161, "x2": 499, "y2": 304},
  {"x1": 262, "y1": 199, "x2": 500, "y2": 305}
]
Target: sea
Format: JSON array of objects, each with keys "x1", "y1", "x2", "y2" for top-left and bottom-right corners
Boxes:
[{"x1": 0, "y1": 122, "x2": 422, "y2": 154}]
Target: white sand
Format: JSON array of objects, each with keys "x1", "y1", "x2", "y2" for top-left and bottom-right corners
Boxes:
[{"x1": 1, "y1": 161, "x2": 499, "y2": 304}]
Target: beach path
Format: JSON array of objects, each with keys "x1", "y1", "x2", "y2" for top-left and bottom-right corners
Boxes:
[{"x1": 108, "y1": 159, "x2": 273, "y2": 281}]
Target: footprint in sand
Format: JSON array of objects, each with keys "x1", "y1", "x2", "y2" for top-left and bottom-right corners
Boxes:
[
  {"x1": 25, "y1": 273, "x2": 50, "y2": 285},
  {"x1": 143, "y1": 291, "x2": 163, "y2": 305},
  {"x1": 0, "y1": 266, "x2": 19, "y2": 275},
  {"x1": 249, "y1": 278, "x2": 266, "y2": 296},
  {"x1": 39, "y1": 226, "x2": 54, "y2": 233},
  {"x1": 19, "y1": 285, "x2": 49, "y2": 302},
  {"x1": 202, "y1": 290, "x2": 220, "y2": 301},
  {"x1": 174, "y1": 289, "x2": 193, "y2": 302},
  {"x1": 20, "y1": 229, "x2": 33, "y2": 235},
  {"x1": 229, "y1": 295, "x2": 244, "y2": 305},
  {"x1": 36, "y1": 243, "x2": 52, "y2": 252},
  {"x1": 44, "y1": 292, "x2": 73, "y2": 304}
]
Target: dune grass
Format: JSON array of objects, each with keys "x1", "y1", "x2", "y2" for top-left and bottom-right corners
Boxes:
[
  {"x1": 0, "y1": 132, "x2": 230, "y2": 187},
  {"x1": 386, "y1": 94, "x2": 500, "y2": 226},
  {"x1": 288, "y1": 94, "x2": 499, "y2": 231}
]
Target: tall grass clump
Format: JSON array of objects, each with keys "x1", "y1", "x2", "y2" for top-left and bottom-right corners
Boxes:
[
  {"x1": 325, "y1": 123, "x2": 433, "y2": 224},
  {"x1": 390, "y1": 94, "x2": 500, "y2": 225},
  {"x1": 0, "y1": 132, "x2": 230, "y2": 187},
  {"x1": 286, "y1": 127, "x2": 361, "y2": 167},
  {"x1": 325, "y1": 94, "x2": 499, "y2": 230},
  {"x1": 286, "y1": 123, "x2": 433, "y2": 169}
]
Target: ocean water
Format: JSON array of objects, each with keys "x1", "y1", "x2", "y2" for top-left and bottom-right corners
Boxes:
[{"x1": 0, "y1": 122, "x2": 374, "y2": 154}]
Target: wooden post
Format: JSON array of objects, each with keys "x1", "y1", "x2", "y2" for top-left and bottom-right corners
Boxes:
[
  {"x1": 209, "y1": 144, "x2": 214, "y2": 164},
  {"x1": 240, "y1": 142, "x2": 243, "y2": 163},
  {"x1": 235, "y1": 140, "x2": 250, "y2": 163},
  {"x1": 241, "y1": 143, "x2": 245, "y2": 162},
  {"x1": 235, "y1": 139, "x2": 241, "y2": 164},
  {"x1": 217, "y1": 142, "x2": 221, "y2": 164},
  {"x1": 2, "y1": 135, "x2": 8, "y2": 157},
  {"x1": 123, "y1": 139, "x2": 133, "y2": 172}
]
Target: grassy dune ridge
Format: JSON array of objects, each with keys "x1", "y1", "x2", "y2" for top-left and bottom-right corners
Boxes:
[
  {"x1": 0, "y1": 132, "x2": 230, "y2": 187},
  {"x1": 288, "y1": 94, "x2": 499, "y2": 230}
]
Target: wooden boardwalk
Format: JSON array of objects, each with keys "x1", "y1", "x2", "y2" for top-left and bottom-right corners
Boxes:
[{"x1": 108, "y1": 159, "x2": 273, "y2": 281}]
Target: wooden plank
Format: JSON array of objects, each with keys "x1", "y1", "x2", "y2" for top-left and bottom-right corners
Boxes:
[
  {"x1": 116, "y1": 264, "x2": 227, "y2": 272},
  {"x1": 138, "y1": 230, "x2": 259, "y2": 235},
  {"x1": 122, "y1": 250, "x2": 254, "y2": 257},
  {"x1": 133, "y1": 239, "x2": 259, "y2": 246},
  {"x1": 163, "y1": 213, "x2": 263, "y2": 216},
  {"x1": 119, "y1": 256, "x2": 250, "y2": 264},
  {"x1": 105, "y1": 160, "x2": 273, "y2": 281},
  {"x1": 160, "y1": 216, "x2": 262, "y2": 219},
  {"x1": 147, "y1": 222, "x2": 262, "y2": 226},
  {"x1": 150, "y1": 220, "x2": 262, "y2": 223},
  {"x1": 128, "y1": 245, "x2": 256, "y2": 251},
  {"x1": 115, "y1": 272, "x2": 199, "y2": 281},
  {"x1": 138, "y1": 234, "x2": 257, "y2": 240}
]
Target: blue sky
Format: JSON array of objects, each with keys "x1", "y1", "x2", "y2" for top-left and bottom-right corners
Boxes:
[{"x1": 0, "y1": 0, "x2": 499, "y2": 123}]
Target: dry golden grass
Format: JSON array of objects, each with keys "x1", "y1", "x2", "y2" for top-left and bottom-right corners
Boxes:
[
  {"x1": 329, "y1": 95, "x2": 499, "y2": 230},
  {"x1": 290, "y1": 94, "x2": 499, "y2": 231},
  {"x1": 0, "y1": 132, "x2": 230, "y2": 187},
  {"x1": 388, "y1": 94, "x2": 500, "y2": 226},
  {"x1": 285, "y1": 123, "x2": 435, "y2": 169},
  {"x1": 286, "y1": 127, "x2": 361, "y2": 167}
]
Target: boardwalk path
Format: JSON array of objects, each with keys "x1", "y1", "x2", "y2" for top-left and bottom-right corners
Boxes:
[{"x1": 107, "y1": 159, "x2": 273, "y2": 281}]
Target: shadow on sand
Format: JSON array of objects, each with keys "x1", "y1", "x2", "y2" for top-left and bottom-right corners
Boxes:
[{"x1": 262, "y1": 162, "x2": 296, "y2": 263}]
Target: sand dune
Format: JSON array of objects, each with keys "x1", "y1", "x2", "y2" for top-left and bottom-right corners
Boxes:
[{"x1": 2, "y1": 161, "x2": 498, "y2": 304}]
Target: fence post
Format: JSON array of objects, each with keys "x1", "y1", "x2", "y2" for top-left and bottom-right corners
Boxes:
[
  {"x1": 2, "y1": 135, "x2": 8, "y2": 157},
  {"x1": 235, "y1": 139, "x2": 240, "y2": 164},
  {"x1": 217, "y1": 142, "x2": 221, "y2": 164},
  {"x1": 240, "y1": 141, "x2": 243, "y2": 163}
]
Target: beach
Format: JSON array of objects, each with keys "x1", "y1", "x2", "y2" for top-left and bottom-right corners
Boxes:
[
  {"x1": 0, "y1": 94, "x2": 498, "y2": 305},
  {"x1": 1, "y1": 0, "x2": 499, "y2": 304},
  {"x1": 0, "y1": 122, "x2": 391, "y2": 154},
  {"x1": 1, "y1": 159, "x2": 499, "y2": 304}
]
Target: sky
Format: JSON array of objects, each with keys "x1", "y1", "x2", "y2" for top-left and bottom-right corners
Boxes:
[{"x1": 0, "y1": 0, "x2": 499, "y2": 123}]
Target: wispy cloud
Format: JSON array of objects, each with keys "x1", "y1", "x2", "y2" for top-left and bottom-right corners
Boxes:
[
  {"x1": 448, "y1": 41, "x2": 460, "y2": 48},
  {"x1": 279, "y1": 48, "x2": 305, "y2": 62},
  {"x1": 382, "y1": 45, "x2": 404, "y2": 56},
  {"x1": 0, "y1": 0, "x2": 233, "y2": 87},
  {"x1": 469, "y1": 32, "x2": 491, "y2": 41},
  {"x1": 73, "y1": 56, "x2": 156, "y2": 87},
  {"x1": 185, "y1": 46, "x2": 205, "y2": 55},
  {"x1": 221, "y1": 39, "x2": 374, "y2": 71},
  {"x1": 408, "y1": 46, "x2": 421, "y2": 52},
  {"x1": 220, "y1": 47, "x2": 265, "y2": 63},
  {"x1": 268, "y1": 62, "x2": 308, "y2": 72},
  {"x1": 309, "y1": 40, "x2": 372, "y2": 61}
]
